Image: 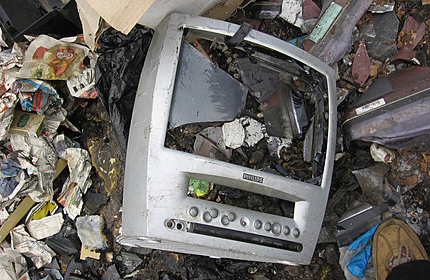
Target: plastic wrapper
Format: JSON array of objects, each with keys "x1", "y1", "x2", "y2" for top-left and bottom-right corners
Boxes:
[
  {"x1": 10, "y1": 225, "x2": 56, "y2": 269},
  {"x1": 18, "y1": 35, "x2": 89, "y2": 80},
  {"x1": 95, "y1": 26, "x2": 153, "y2": 153},
  {"x1": 11, "y1": 79, "x2": 62, "y2": 114},
  {"x1": 0, "y1": 241, "x2": 28, "y2": 280},
  {"x1": 346, "y1": 224, "x2": 379, "y2": 277},
  {"x1": 75, "y1": 215, "x2": 107, "y2": 249},
  {"x1": 45, "y1": 226, "x2": 80, "y2": 256},
  {"x1": 370, "y1": 143, "x2": 396, "y2": 164}
]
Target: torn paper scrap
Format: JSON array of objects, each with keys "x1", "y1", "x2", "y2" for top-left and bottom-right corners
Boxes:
[{"x1": 10, "y1": 225, "x2": 55, "y2": 269}]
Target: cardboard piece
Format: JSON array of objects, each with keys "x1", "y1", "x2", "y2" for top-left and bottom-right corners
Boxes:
[
  {"x1": 137, "y1": 0, "x2": 225, "y2": 29},
  {"x1": 80, "y1": 245, "x2": 100, "y2": 260},
  {"x1": 83, "y1": 0, "x2": 156, "y2": 34},
  {"x1": 75, "y1": 0, "x2": 102, "y2": 50},
  {"x1": 9, "y1": 111, "x2": 45, "y2": 138},
  {"x1": 77, "y1": 0, "x2": 234, "y2": 44},
  {"x1": 0, "y1": 196, "x2": 35, "y2": 242}
]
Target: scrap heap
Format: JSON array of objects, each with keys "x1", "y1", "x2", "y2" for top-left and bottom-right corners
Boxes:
[{"x1": 0, "y1": 0, "x2": 429, "y2": 279}]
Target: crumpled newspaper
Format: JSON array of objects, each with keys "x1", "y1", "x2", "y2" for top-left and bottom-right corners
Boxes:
[
  {"x1": 10, "y1": 225, "x2": 55, "y2": 269},
  {"x1": 0, "y1": 92, "x2": 18, "y2": 140},
  {"x1": 42, "y1": 106, "x2": 67, "y2": 142},
  {"x1": 0, "y1": 241, "x2": 28, "y2": 280},
  {"x1": 10, "y1": 134, "x2": 58, "y2": 202},
  {"x1": 0, "y1": 43, "x2": 25, "y2": 71},
  {"x1": 66, "y1": 51, "x2": 98, "y2": 99},
  {"x1": 57, "y1": 148, "x2": 92, "y2": 219}
]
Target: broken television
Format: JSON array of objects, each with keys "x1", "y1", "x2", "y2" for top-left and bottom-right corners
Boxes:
[{"x1": 121, "y1": 13, "x2": 336, "y2": 265}]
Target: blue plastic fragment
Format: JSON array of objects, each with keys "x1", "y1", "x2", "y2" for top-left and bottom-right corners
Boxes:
[{"x1": 346, "y1": 223, "x2": 380, "y2": 277}]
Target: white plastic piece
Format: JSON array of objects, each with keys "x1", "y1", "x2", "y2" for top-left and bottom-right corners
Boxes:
[
  {"x1": 242, "y1": 117, "x2": 265, "y2": 147},
  {"x1": 370, "y1": 143, "x2": 396, "y2": 164},
  {"x1": 222, "y1": 119, "x2": 245, "y2": 149}
]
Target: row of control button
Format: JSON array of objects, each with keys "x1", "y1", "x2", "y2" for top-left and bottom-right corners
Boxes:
[
  {"x1": 252, "y1": 219, "x2": 299, "y2": 237},
  {"x1": 191, "y1": 206, "x2": 237, "y2": 224},
  {"x1": 189, "y1": 206, "x2": 300, "y2": 237}
]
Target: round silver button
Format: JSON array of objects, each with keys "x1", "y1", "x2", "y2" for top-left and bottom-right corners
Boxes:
[
  {"x1": 227, "y1": 212, "x2": 236, "y2": 222},
  {"x1": 240, "y1": 217, "x2": 250, "y2": 227},
  {"x1": 254, "y1": 220, "x2": 262, "y2": 229},
  {"x1": 264, "y1": 222, "x2": 271, "y2": 231},
  {"x1": 272, "y1": 223, "x2": 281, "y2": 235},
  {"x1": 203, "y1": 211, "x2": 212, "y2": 222},
  {"x1": 209, "y1": 208, "x2": 219, "y2": 218},
  {"x1": 282, "y1": 226, "x2": 290, "y2": 235},
  {"x1": 292, "y1": 228, "x2": 300, "y2": 238},
  {"x1": 221, "y1": 215, "x2": 229, "y2": 225},
  {"x1": 189, "y1": 207, "x2": 199, "y2": 217}
]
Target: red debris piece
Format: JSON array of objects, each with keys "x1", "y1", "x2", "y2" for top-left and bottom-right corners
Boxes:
[
  {"x1": 391, "y1": 16, "x2": 426, "y2": 62},
  {"x1": 352, "y1": 39, "x2": 371, "y2": 87},
  {"x1": 303, "y1": 0, "x2": 321, "y2": 20}
]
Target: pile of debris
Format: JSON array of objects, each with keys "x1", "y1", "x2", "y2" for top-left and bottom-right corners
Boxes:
[
  {"x1": 0, "y1": 9, "x2": 153, "y2": 279},
  {"x1": 0, "y1": 0, "x2": 428, "y2": 279}
]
